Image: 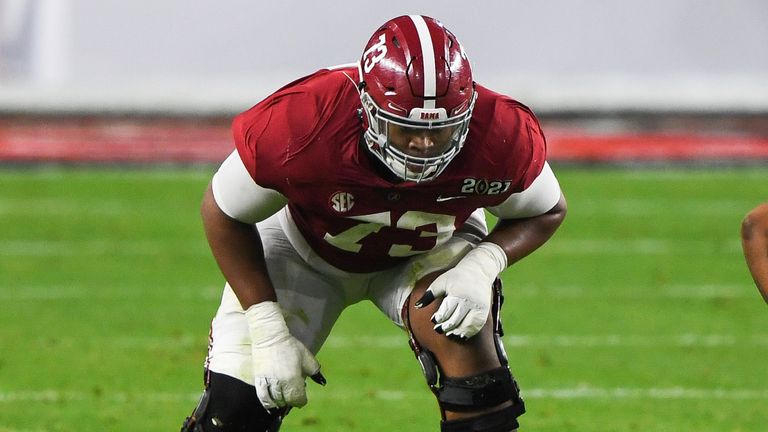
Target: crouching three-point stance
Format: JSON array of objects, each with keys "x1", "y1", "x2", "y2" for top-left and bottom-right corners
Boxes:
[{"x1": 181, "y1": 14, "x2": 566, "y2": 431}]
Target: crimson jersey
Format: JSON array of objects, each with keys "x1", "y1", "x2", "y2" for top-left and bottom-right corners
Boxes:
[{"x1": 233, "y1": 66, "x2": 546, "y2": 273}]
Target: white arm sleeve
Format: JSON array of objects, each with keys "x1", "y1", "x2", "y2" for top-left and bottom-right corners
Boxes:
[
  {"x1": 486, "y1": 162, "x2": 562, "y2": 219},
  {"x1": 211, "y1": 150, "x2": 288, "y2": 224}
]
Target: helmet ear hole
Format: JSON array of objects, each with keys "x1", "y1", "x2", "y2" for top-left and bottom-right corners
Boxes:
[{"x1": 392, "y1": 37, "x2": 401, "y2": 48}]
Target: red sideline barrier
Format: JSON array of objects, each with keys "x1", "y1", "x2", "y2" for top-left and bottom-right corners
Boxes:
[
  {"x1": 0, "y1": 118, "x2": 233, "y2": 163},
  {"x1": 546, "y1": 129, "x2": 768, "y2": 161},
  {"x1": 0, "y1": 118, "x2": 767, "y2": 163}
]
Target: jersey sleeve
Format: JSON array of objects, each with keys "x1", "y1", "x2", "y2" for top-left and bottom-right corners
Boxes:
[
  {"x1": 231, "y1": 86, "x2": 324, "y2": 192},
  {"x1": 505, "y1": 102, "x2": 548, "y2": 191}
]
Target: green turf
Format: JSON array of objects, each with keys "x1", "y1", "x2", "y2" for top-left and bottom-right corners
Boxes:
[{"x1": 1, "y1": 166, "x2": 767, "y2": 431}]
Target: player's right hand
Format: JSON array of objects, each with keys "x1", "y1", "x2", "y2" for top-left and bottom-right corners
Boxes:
[{"x1": 245, "y1": 301, "x2": 326, "y2": 410}]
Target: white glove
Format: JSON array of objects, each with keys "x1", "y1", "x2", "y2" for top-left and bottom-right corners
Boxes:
[
  {"x1": 245, "y1": 301, "x2": 325, "y2": 410},
  {"x1": 415, "y1": 242, "x2": 507, "y2": 339}
]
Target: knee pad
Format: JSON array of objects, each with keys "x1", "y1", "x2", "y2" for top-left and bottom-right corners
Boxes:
[
  {"x1": 405, "y1": 278, "x2": 525, "y2": 428},
  {"x1": 181, "y1": 371, "x2": 287, "y2": 432},
  {"x1": 181, "y1": 385, "x2": 212, "y2": 432},
  {"x1": 416, "y1": 351, "x2": 525, "y2": 431},
  {"x1": 440, "y1": 404, "x2": 523, "y2": 432},
  {"x1": 437, "y1": 366, "x2": 524, "y2": 414}
]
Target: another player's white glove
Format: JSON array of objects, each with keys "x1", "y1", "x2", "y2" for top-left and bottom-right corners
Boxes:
[
  {"x1": 245, "y1": 301, "x2": 325, "y2": 410},
  {"x1": 415, "y1": 242, "x2": 507, "y2": 339}
]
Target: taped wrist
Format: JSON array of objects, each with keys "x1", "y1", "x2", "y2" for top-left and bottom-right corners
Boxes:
[
  {"x1": 245, "y1": 301, "x2": 290, "y2": 347},
  {"x1": 458, "y1": 242, "x2": 507, "y2": 279}
]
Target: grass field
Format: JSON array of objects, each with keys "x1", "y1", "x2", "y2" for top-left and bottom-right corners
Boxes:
[{"x1": 1, "y1": 165, "x2": 767, "y2": 431}]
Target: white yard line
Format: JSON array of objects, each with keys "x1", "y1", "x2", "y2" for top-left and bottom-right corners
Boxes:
[
  {"x1": 541, "y1": 238, "x2": 742, "y2": 255},
  {"x1": 510, "y1": 283, "x2": 754, "y2": 298},
  {"x1": 322, "y1": 334, "x2": 768, "y2": 349},
  {"x1": 575, "y1": 198, "x2": 751, "y2": 216},
  {"x1": 522, "y1": 386, "x2": 768, "y2": 400},
  {"x1": 0, "y1": 199, "x2": 133, "y2": 216},
  {"x1": 9, "y1": 333, "x2": 767, "y2": 351},
  {"x1": 2, "y1": 238, "x2": 737, "y2": 257},
  {"x1": 0, "y1": 283, "x2": 753, "y2": 301},
  {"x1": 0, "y1": 286, "x2": 219, "y2": 301},
  {"x1": 0, "y1": 240, "x2": 207, "y2": 257},
  {"x1": 503, "y1": 334, "x2": 768, "y2": 347},
  {"x1": 0, "y1": 426, "x2": 49, "y2": 432},
  {"x1": 2, "y1": 386, "x2": 768, "y2": 403}
]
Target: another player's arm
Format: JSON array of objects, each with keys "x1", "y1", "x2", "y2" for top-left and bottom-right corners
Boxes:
[{"x1": 741, "y1": 203, "x2": 768, "y2": 304}]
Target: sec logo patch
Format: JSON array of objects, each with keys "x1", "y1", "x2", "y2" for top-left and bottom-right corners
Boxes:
[{"x1": 330, "y1": 191, "x2": 355, "y2": 213}]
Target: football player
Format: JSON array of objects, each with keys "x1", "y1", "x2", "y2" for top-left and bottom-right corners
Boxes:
[
  {"x1": 181, "y1": 15, "x2": 567, "y2": 432},
  {"x1": 742, "y1": 202, "x2": 768, "y2": 304}
]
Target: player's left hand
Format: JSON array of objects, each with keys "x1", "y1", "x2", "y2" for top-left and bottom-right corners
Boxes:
[{"x1": 415, "y1": 242, "x2": 507, "y2": 339}]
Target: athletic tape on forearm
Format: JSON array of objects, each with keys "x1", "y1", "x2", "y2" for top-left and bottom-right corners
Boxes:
[{"x1": 244, "y1": 301, "x2": 291, "y2": 347}]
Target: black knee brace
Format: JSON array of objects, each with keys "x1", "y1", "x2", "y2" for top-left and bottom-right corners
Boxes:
[
  {"x1": 405, "y1": 279, "x2": 525, "y2": 431},
  {"x1": 181, "y1": 371, "x2": 287, "y2": 432},
  {"x1": 440, "y1": 404, "x2": 523, "y2": 432},
  {"x1": 437, "y1": 366, "x2": 524, "y2": 413}
]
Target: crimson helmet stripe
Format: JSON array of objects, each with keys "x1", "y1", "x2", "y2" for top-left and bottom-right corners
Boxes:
[{"x1": 408, "y1": 15, "x2": 436, "y2": 109}]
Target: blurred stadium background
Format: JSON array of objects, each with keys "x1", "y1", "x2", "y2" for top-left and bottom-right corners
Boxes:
[
  {"x1": 1, "y1": 1, "x2": 767, "y2": 431},
  {"x1": 1, "y1": 0, "x2": 767, "y2": 163}
]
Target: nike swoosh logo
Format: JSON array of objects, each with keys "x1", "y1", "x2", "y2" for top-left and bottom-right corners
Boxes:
[{"x1": 436, "y1": 195, "x2": 468, "y2": 202}]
